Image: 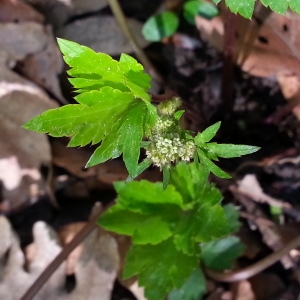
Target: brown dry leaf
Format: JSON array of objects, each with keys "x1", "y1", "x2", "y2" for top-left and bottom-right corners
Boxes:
[
  {"x1": 0, "y1": 216, "x2": 64, "y2": 300},
  {"x1": 0, "y1": 22, "x2": 48, "y2": 61},
  {"x1": 276, "y1": 72, "x2": 300, "y2": 121},
  {"x1": 236, "y1": 174, "x2": 291, "y2": 209},
  {"x1": 51, "y1": 139, "x2": 161, "y2": 184},
  {"x1": 249, "y1": 273, "x2": 285, "y2": 300},
  {"x1": 195, "y1": 6, "x2": 300, "y2": 78},
  {"x1": 0, "y1": 50, "x2": 57, "y2": 210},
  {"x1": 0, "y1": 0, "x2": 44, "y2": 23},
  {"x1": 0, "y1": 216, "x2": 119, "y2": 300},
  {"x1": 24, "y1": 0, "x2": 108, "y2": 29},
  {"x1": 16, "y1": 26, "x2": 65, "y2": 102},
  {"x1": 56, "y1": 15, "x2": 150, "y2": 56},
  {"x1": 233, "y1": 176, "x2": 296, "y2": 269},
  {"x1": 231, "y1": 280, "x2": 255, "y2": 300},
  {"x1": 51, "y1": 139, "x2": 129, "y2": 182}
]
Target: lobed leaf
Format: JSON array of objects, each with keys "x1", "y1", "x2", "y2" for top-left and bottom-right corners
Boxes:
[
  {"x1": 168, "y1": 268, "x2": 206, "y2": 300},
  {"x1": 197, "y1": 149, "x2": 231, "y2": 178},
  {"x1": 24, "y1": 39, "x2": 158, "y2": 177},
  {"x1": 224, "y1": 0, "x2": 255, "y2": 18},
  {"x1": 99, "y1": 163, "x2": 237, "y2": 299},
  {"x1": 57, "y1": 39, "x2": 151, "y2": 102},
  {"x1": 208, "y1": 143, "x2": 260, "y2": 158},
  {"x1": 195, "y1": 121, "x2": 221, "y2": 144},
  {"x1": 201, "y1": 236, "x2": 245, "y2": 270},
  {"x1": 123, "y1": 239, "x2": 199, "y2": 300}
]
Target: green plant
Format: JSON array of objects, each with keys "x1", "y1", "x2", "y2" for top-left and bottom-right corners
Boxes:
[
  {"x1": 216, "y1": 0, "x2": 300, "y2": 18},
  {"x1": 142, "y1": 0, "x2": 300, "y2": 42},
  {"x1": 23, "y1": 39, "x2": 258, "y2": 299},
  {"x1": 142, "y1": 0, "x2": 219, "y2": 42},
  {"x1": 23, "y1": 39, "x2": 258, "y2": 187}
]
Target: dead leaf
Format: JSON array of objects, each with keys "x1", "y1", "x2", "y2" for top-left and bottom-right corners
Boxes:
[
  {"x1": 249, "y1": 273, "x2": 285, "y2": 300},
  {"x1": 16, "y1": 26, "x2": 65, "y2": 102},
  {"x1": 56, "y1": 15, "x2": 150, "y2": 56},
  {"x1": 195, "y1": 6, "x2": 300, "y2": 78},
  {"x1": 276, "y1": 72, "x2": 300, "y2": 121},
  {"x1": 236, "y1": 174, "x2": 291, "y2": 209},
  {"x1": 0, "y1": 22, "x2": 48, "y2": 61},
  {"x1": 0, "y1": 216, "x2": 119, "y2": 300},
  {"x1": 0, "y1": 0, "x2": 44, "y2": 23},
  {"x1": 24, "y1": 0, "x2": 108, "y2": 29},
  {"x1": 51, "y1": 139, "x2": 161, "y2": 184},
  {"x1": 231, "y1": 280, "x2": 255, "y2": 300},
  {"x1": 0, "y1": 50, "x2": 57, "y2": 210}
]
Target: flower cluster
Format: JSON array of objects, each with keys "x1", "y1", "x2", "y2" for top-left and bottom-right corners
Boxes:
[
  {"x1": 157, "y1": 97, "x2": 182, "y2": 116},
  {"x1": 146, "y1": 133, "x2": 195, "y2": 167},
  {"x1": 146, "y1": 98, "x2": 195, "y2": 168}
]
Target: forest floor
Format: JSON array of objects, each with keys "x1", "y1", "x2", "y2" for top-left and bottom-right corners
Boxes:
[{"x1": 0, "y1": 0, "x2": 300, "y2": 299}]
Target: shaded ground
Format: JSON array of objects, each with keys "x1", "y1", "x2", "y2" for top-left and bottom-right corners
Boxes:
[{"x1": 1, "y1": 0, "x2": 300, "y2": 299}]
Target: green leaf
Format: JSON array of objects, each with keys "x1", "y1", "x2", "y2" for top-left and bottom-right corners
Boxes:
[
  {"x1": 86, "y1": 100, "x2": 151, "y2": 176},
  {"x1": 208, "y1": 143, "x2": 260, "y2": 158},
  {"x1": 24, "y1": 39, "x2": 158, "y2": 177},
  {"x1": 113, "y1": 180, "x2": 184, "y2": 216},
  {"x1": 289, "y1": 0, "x2": 300, "y2": 13},
  {"x1": 195, "y1": 121, "x2": 221, "y2": 145},
  {"x1": 100, "y1": 163, "x2": 234, "y2": 299},
  {"x1": 99, "y1": 205, "x2": 146, "y2": 236},
  {"x1": 184, "y1": 0, "x2": 219, "y2": 24},
  {"x1": 174, "y1": 110, "x2": 185, "y2": 121},
  {"x1": 126, "y1": 159, "x2": 152, "y2": 182},
  {"x1": 170, "y1": 162, "x2": 210, "y2": 208},
  {"x1": 99, "y1": 206, "x2": 172, "y2": 245},
  {"x1": 201, "y1": 236, "x2": 245, "y2": 270},
  {"x1": 260, "y1": 0, "x2": 288, "y2": 14},
  {"x1": 57, "y1": 38, "x2": 151, "y2": 102},
  {"x1": 168, "y1": 268, "x2": 206, "y2": 300},
  {"x1": 163, "y1": 165, "x2": 171, "y2": 189},
  {"x1": 224, "y1": 204, "x2": 240, "y2": 233},
  {"x1": 174, "y1": 202, "x2": 230, "y2": 255},
  {"x1": 123, "y1": 239, "x2": 199, "y2": 300},
  {"x1": 224, "y1": 0, "x2": 255, "y2": 18},
  {"x1": 142, "y1": 12, "x2": 179, "y2": 42},
  {"x1": 197, "y1": 149, "x2": 231, "y2": 179}
]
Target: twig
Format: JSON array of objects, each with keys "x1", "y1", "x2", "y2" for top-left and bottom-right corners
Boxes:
[
  {"x1": 205, "y1": 234, "x2": 300, "y2": 282},
  {"x1": 20, "y1": 202, "x2": 103, "y2": 300},
  {"x1": 220, "y1": 10, "x2": 238, "y2": 117},
  {"x1": 108, "y1": 0, "x2": 165, "y2": 86}
]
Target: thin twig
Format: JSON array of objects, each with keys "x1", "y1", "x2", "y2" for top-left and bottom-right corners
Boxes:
[
  {"x1": 108, "y1": 0, "x2": 165, "y2": 86},
  {"x1": 205, "y1": 234, "x2": 300, "y2": 282},
  {"x1": 220, "y1": 10, "x2": 238, "y2": 117},
  {"x1": 20, "y1": 202, "x2": 103, "y2": 300}
]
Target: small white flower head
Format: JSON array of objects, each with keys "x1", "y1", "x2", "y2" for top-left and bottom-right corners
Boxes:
[
  {"x1": 146, "y1": 133, "x2": 195, "y2": 168},
  {"x1": 154, "y1": 117, "x2": 175, "y2": 133},
  {"x1": 157, "y1": 97, "x2": 182, "y2": 116}
]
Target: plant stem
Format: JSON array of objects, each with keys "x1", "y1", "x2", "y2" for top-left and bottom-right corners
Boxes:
[
  {"x1": 108, "y1": 0, "x2": 165, "y2": 86},
  {"x1": 20, "y1": 203, "x2": 102, "y2": 300},
  {"x1": 205, "y1": 234, "x2": 300, "y2": 282},
  {"x1": 220, "y1": 10, "x2": 238, "y2": 118}
]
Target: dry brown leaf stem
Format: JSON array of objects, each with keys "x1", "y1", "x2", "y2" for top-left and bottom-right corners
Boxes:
[{"x1": 20, "y1": 202, "x2": 102, "y2": 300}]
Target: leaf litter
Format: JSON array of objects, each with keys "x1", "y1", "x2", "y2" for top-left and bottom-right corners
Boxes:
[{"x1": 2, "y1": 0, "x2": 300, "y2": 299}]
